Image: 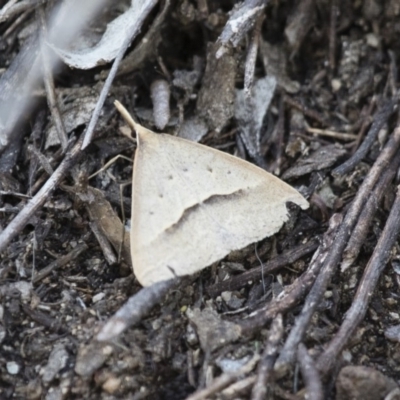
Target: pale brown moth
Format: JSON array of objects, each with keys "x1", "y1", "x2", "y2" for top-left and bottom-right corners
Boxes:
[{"x1": 115, "y1": 101, "x2": 309, "y2": 287}]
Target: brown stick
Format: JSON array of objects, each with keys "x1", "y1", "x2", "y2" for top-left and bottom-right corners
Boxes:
[
  {"x1": 284, "y1": 95, "x2": 327, "y2": 126},
  {"x1": 38, "y1": 6, "x2": 68, "y2": 151},
  {"x1": 341, "y1": 151, "x2": 400, "y2": 271},
  {"x1": 274, "y1": 127, "x2": 400, "y2": 372},
  {"x1": 206, "y1": 239, "x2": 319, "y2": 297},
  {"x1": 0, "y1": 137, "x2": 83, "y2": 253},
  {"x1": 272, "y1": 215, "x2": 342, "y2": 373},
  {"x1": 185, "y1": 354, "x2": 260, "y2": 400},
  {"x1": 317, "y1": 184, "x2": 400, "y2": 375},
  {"x1": 21, "y1": 303, "x2": 66, "y2": 333},
  {"x1": 239, "y1": 214, "x2": 342, "y2": 335},
  {"x1": 251, "y1": 314, "x2": 283, "y2": 400},
  {"x1": 89, "y1": 222, "x2": 118, "y2": 266},
  {"x1": 333, "y1": 97, "x2": 398, "y2": 177},
  {"x1": 297, "y1": 343, "x2": 323, "y2": 400},
  {"x1": 97, "y1": 278, "x2": 180, "y2": 341},
  {"x1": 32, "y1": 242, "x2": 88, "y2": 284},
  {"x1": 240, "y1": 127, "x2": 400, "y2": 334}
]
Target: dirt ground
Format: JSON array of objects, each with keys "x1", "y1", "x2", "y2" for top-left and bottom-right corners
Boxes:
[{"x1": 1, "y1": 0, "x2": 400, "y2": 399}]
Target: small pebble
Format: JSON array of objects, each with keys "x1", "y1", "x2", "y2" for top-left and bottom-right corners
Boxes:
[
  {"x1": 7, "y1": 361, "x2": 20, "y2": 375},
  {"x1": 92, "y1": 292, "x2": 106, "y2": 303},
  {"x1": 102, "y1": 376, "x2": 121, "y2": 394}
]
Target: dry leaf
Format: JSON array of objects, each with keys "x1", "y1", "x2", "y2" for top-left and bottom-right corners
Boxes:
[
  {"x1": 196, "y1": 42, "x2": 237, "y2": 132},
  {"x1": 282, "y1": 144, "x2": 347, "y2": 180},
  {"x1": 115, "y1": 101, "x2": 308, "y2": 287},
  {"x1": 51, "y1": 0, "x2": 157, "y2": 70},
  {"x1": 235, "y1": 76, "x2": 277, "y2": 157}
]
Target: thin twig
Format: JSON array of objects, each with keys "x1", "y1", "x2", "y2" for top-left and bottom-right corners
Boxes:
[
  {"x1": 351, "y1": 96, "x2": 375, "y2": 154},
  {"x1": 0, "y1": 137, "x2": 83, "y2": 253},
  {"x1": 317, "y1": 184, "x2": 400, "y2": 375},
  {"x1": 38, "y1": 6, "x2": 68, "y2": 151},
  {"x1": 284, "y1": 95, "x2": 327, "y2": 125},
  {"x1": 272, "y1": 214, "x2": 341, "y2": 373},
  {"x1": 333, "y1": 96, "x2": 398, "y2": 177},
  {"x1": 306, "y1": 127, "x2": 357, "y2": 142},
  {"x1": 0, "y1": 191, "x2": 31, "y2": 199},
  {"x1": 388, "y1": 50, "x2": 398, "y2": 97},
  {"x1": 32, "y1": 243, "x2": 88, "y2": 283},
  {"x1": 185, "y1": 354, "x2": 260, "y2": 400},
  {"x1": 221, "y1": 376, "x2": 256, "y2": 398},
  {"x1": 3, "y1": 8, "x2": 32, "y2": 38},
  {"x1": 251, "y1": 314, "x2": 283, "y2": 400},
  {"x1": 89, "y1": 222, "x2": 117, "y2": 266},
  {"x1": 341, "y1": 151, "x2": 400, "y2": 271},
  {"x1": 297, "y1": 343, "x2": 323, "y2": 400},
  {"x1": 97, "y1": 278, "x2": 180, "y2": 341},
  {"x1": 0, "y1": 0, "x2": 46, "y2": 23},
  {"x1": 274, "y1": 126, "x2": 400, "y2": 373},
  {"x1": 206, "y1": 239, "x2": 319, "y2": 297},
  {"x1": 28, "y1": 145, "x2": 54, "y2": 176},
  {"x1": 270, "y1": 94, "x2": 285, "y2": 174},
  {"x1": 22, "y1": 303, "x2": 66, "y2": 333},
  {"x1": 238, "y1": 215, "x2": 341, "y2": 335}
]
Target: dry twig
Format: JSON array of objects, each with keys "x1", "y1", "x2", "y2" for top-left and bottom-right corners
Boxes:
[
  {"x1": 297, "y1": 343, "x2": 323, "y2": 400},
  {"x1": 274, "y1": 214, "x2": 342, "y2": 373},
  {"x1": 275, "y1": 126, "x2": 400, "y2": 373},
  {"x1": 89, "y1": 222, "x2": 118, "y2": 266},
  {"x1": 207, "y1": 239, "x2": 318, "y2": 297},
  {"x1": 306, "y1": 127, "x2": 358, "y2": 142},
  {"x1": 341, "y1": 151, "x2": 400, "y2": 271},
  {"x1": 185, "y1": 354, "x2": 260, "y2": 400},
  {"x1": 251, "y1": 314, "x2": 283, "y2": 400},
  {"x1": 97, "y1": 278, "x2": 179, "y2": 341},
  {"x1": 239, "y1": 215, "x2": 341, "y2": 335},
  {"x1": 38, "y1": 6, "x2": 68, "y2": 151},
  {"x1": 317, "y1": 184, "x2": 400, "y2": 375},
  {"x1": 284, "y1": 95, "x2": 327, "y2": 125},
  {"x1": 333, "y1": 97, "x2": 398, "y2": 177},
  {"x1": 0, "y1": 137, "x2": 83, "y2": 253},
  {"x1": 32, "y1": 242, "x2": 88, "y2": 284},
  {"x1": 0, "y1": 0, "x2": 46, "y2": 23}
]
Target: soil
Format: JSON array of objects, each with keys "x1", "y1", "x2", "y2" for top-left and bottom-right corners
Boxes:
[{"x1": 1, "y1": 1, "x2": 400, "y2": 399}]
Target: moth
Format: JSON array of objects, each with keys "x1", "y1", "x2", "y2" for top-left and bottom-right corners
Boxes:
[{"x1": 115, "y1": 101, "x2": 309, "y2": 287}]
